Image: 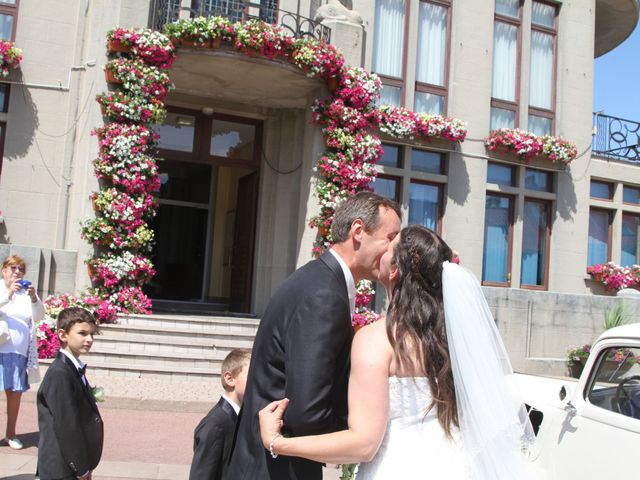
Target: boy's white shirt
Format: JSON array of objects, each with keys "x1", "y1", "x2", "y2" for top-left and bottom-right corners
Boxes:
[
  {"x1": 222, "y1": 393, "x2": 241, "y2": 415},
  {"x1": 59, "y1": 348, "x2": 87, "y2": 385}
]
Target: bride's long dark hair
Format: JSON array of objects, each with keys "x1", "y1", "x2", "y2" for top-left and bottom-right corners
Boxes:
[{"x1": 385, "y1": 225, "x2": 458, "y2": 436}]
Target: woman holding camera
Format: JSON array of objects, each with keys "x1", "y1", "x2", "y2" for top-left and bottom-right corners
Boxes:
[{"x1": 0, "y1": 255, "x2": 44, "y2": 449}]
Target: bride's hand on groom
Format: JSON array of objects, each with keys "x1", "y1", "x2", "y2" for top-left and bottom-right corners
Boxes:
[{"x1": 259, "y1": 398, "x2": 290, "y2": 449}]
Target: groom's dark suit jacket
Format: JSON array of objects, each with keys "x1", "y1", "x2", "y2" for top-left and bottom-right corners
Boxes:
[
  {"x1": 36, "y1": 351, "x2": 103, "y2": 480},
  {"x1": 226, "y1": 252, "x2": 353, "y2": 480}
]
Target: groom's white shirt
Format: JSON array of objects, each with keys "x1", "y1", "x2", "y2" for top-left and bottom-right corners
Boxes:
[{"x1": 329, "y1": 248, "x2": 356, "y2": 318}]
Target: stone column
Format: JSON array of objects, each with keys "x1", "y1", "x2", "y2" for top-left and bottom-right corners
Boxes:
[{"x1": 314, "y1": 0, "x2": 365, "y2": 68}]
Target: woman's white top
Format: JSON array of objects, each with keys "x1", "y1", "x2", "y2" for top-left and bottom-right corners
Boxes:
[
  {"x1": 0, "y1": 288, "x2": 33, "y2": 356},
  {"x1": 0, "y1": 281, "x2": 45, "y2": 383}
]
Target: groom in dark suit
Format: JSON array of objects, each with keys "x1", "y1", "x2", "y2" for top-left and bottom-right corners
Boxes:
[{"x1": 226, "y1": 192, "x2": 401, "y2": 480}]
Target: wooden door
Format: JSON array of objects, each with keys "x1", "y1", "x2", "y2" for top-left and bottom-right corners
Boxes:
[{"x1": 229, "y1": 171, "x2": 259, "y2": 312}]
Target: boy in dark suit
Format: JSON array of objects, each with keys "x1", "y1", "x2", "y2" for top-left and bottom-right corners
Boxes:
[
  {"x1": 37, "y1": 307, "x2": 103, "y2": 480},
  {"x1": 189, "y1": 348, "x2": 251, "y2": 480}
]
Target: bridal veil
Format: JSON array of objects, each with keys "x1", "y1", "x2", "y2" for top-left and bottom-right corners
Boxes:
[{"x1": 442, "y1": 261, "x2": 536, "y2": 479}]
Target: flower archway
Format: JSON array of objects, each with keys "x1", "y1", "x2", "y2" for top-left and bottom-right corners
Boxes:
[{"x1": 38, "y1": 18, "x2": 472, "y2": 355}]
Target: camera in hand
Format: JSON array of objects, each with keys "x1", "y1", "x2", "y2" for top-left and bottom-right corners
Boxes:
[{"x1": 16, "y1": 280, "x2": 32, "y2": 290}]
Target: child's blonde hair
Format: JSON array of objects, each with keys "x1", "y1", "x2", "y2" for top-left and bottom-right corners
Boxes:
[{"x1": 221, "y1": 348, "x2": 251, "y2": 391}]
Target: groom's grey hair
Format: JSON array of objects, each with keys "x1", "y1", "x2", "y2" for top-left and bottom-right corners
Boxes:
[{"x1": 332, "y1": 192, "x2": 401, "y2": 243}]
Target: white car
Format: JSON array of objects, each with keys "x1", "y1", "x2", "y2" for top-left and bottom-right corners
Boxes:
[{"x1": 516, "y1": 323, "x2": 640, "y2": 479}]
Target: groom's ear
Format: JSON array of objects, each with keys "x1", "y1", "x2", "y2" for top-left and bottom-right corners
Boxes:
[{"x1": 350, "y1": 218, "x2": 365, "y2": 247}]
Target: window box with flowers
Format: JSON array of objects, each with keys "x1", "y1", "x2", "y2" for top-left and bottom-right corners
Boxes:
[
  {"x1": 587, "y1": 263, "x2": 640, "y2": 291},
  {"x1": 484, "y1": 128, "x2": 578, "y2": 164}
]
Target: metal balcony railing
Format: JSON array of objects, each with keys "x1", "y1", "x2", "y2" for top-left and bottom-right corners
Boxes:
[
  {"x1": 149, "y1": 0, "x2": 331, "y2": 42},
  {"x1": 592, "y1": 113, "x2": 640, "y2": 162}
]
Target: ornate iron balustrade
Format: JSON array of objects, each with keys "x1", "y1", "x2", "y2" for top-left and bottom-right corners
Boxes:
[
  {"x1": 592, "y1": 113, "x2": 640, "y2": 162},
  {"x1": 149, "y1": 0, "x2": 331, "y2": 42}
]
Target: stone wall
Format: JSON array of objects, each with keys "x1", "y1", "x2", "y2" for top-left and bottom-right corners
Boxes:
[{"x1": 485, "y1": 286, "x2": 640, "y2": 376}]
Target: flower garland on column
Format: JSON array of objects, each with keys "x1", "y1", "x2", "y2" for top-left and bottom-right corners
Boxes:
[{"x1": 82, "y1": 28, "x2": 176, "y2": 317}]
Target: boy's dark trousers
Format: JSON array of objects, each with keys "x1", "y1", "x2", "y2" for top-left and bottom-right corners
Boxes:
[
  {"x1": 189, "y1": 396, "x2": 238, "y2": 480},
  {"x1": 36, "y1": 351, "x2": 103, "y2": 480}
]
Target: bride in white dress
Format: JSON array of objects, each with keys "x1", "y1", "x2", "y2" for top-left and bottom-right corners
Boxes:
[{"x1": 259, "y1": 225, "x2": 536, "y2": 479}]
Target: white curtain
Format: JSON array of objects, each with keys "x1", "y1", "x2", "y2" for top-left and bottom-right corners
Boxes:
[
  {"x1": 528, "y1": 115, "x2": 551, "y2": 136},
  {"x1": 416, "y1": 2, "x2": 447, "y2": 86},
  {"x1": 495, "y1": 0, "x2": 519, "y2": 18},
  {"x1": 490, "y1": 107, "x2": 515, "y2": 131},
  {"x1": 529, "y1": 30, "x2": 553, "y2": 109},
  {"x1": 492, "y1": 21, "x2": 517, "y2": 101},
  {"x1": 414, "y1": 91, "x2": 444, "y2": 115},
  {"x1": 532, "y1": 1, "x2": 555, "y2": 27},
  {"x1": 379, "y1": 85, "x2": 402, "y2": 106},
  {"x1": 372, "y1": 0, "x2": 406, "y2": 77}
]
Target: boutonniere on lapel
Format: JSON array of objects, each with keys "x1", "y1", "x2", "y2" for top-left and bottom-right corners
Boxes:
[{"x1": 91, "y1": 385, "x2": 105, "y2": 402}]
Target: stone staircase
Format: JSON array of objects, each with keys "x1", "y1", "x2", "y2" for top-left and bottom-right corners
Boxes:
[{"x1": 39, "y1": 313, "x2": 260, "y2": 383}]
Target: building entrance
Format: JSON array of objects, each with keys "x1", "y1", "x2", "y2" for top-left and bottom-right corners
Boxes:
[{"x1": 146, "y1": 108, "x2": 262, "y2": 314}]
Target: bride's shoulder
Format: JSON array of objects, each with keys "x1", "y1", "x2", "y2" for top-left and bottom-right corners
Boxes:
[{"x1": 352, "y1": 316, "x2": 392, "y2": 358}]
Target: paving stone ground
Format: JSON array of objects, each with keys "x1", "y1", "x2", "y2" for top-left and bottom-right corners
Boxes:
[{"x1": 0, "y1": 372, "x2": 341, "y2": 479}]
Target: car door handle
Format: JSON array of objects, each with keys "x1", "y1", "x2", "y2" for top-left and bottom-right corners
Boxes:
[{"x1": 564, "y1": 401, "x2": 577, "y2": 416}]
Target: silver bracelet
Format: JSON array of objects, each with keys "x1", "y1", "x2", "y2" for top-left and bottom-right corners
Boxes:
[{"x1": 269, "y1": 433, "x2": 283, "y2": 459}]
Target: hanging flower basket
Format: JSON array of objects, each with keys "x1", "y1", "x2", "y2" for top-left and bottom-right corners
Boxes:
[
  {"x1": 327, "y1": 76, "x2": 339, "y2": 93},
  {"x1": 104, "y1": 68, "x2": 122, "y2": 84},
  {"x1": 181, "y1": 36, "x2": 212, "y2": 48},
  {"x1": 107, "y1": 38, "x2": 131, "y2": 53}
]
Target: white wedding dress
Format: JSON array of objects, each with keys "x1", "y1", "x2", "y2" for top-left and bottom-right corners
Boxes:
[{"x1": 356, "y1": 376, "x2": 470, "y2": 479}]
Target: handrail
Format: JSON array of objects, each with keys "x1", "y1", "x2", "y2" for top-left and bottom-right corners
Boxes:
[
  {"x1": 592, "y1": 112, "x2": 640, "y2": 162},
  {"x1": 149, "y1": 0, "x2": 331, "y2": 42}
]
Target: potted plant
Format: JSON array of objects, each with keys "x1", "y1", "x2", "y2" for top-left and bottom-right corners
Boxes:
[{"x1": 567, "y1": 344, "x2": 591, "y2": 378}]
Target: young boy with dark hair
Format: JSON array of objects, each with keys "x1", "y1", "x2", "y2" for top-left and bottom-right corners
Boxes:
[
  {"x1": 189, "y1": 348, "x2": 251, "y2": 480},
  {"x1": 37, "y1": 307, "x2": 103, "y2": 480}
]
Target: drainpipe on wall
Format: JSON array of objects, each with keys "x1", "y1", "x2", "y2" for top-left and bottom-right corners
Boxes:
[{"x1": 56, "y1": 0, "x2": 90, "y2": 249}]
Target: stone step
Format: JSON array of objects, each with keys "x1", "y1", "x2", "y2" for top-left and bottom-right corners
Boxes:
[
  {"x1": 99, "y1": 323, "x2": 256, "y2": 345},
  {"x1": 39, "y1": 356, "x2": 218, "y2": 382},
  {"x1": 84, "y1": 345, "x2": 226, "y2": 370},
  {"x1": 96, "y1": 332, "x2": 252, "y2": 357},
  {"x1": 39, "y1": 314, "x2": 261, "y2": 384},
  {"x1": 117, "y1": 313, "x2": 260, "y2": 330}
]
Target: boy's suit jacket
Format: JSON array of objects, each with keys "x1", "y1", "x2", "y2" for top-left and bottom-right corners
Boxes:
[
  {"x1": 189, "y1": 396, "x2": 238, "y2": 480},
  {"x1": 226, "y1": 252, "x2": 353, "y2": 480},
  {"x1": 37, "y1": 351, "x2": 103, "y2": 479}
]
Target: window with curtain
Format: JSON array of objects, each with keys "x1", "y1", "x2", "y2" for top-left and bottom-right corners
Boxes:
[
  {"x1": 623, "y1": 185, "x2": 640, "y2": 204},
  {"x1": 379, "y1": 143, "x2": 402, "y2": 168},
  {"x1": 482, "y1": 194, "x2": 513, "y2": 284},
  {"x1": 372, "y1": 175, "x2": 401, "y2": 203},
  {"x1": 590, "y1": 180, "x2": 613, "y2": 200},
  {"x1": 490, "y1": 0, "x2": 521, "y2": 131},
  {"x1": 487, "y1": 162, "x2": 515, "y2": 186},
  {"x1": 621, "y1": 213, "x2": 639, "y2": 266},
  {"x1": 0, "y1": 0, "x2": 17, "y2": 41},
  {"x1": 525, "y1": 168, "x2": 553, "y2": 192},
  {"x1": 587, "y1": 208, "x2": 611, "y2": 266},
  {"x1": 414, "y1": 1, "x2": 449, "y2": 114},
  {"x1": 409, "y1": 182, "x2": 441, "y2": 231},
  {"x1": 373, "y1": 0, "x2": 406, "y2": 104},
  {"x1": 528, "y1": 1, "x2": 557, "y2": 135},
  {"x1": 521, "y1": 199, "x2": 549, "y2": 286}
]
